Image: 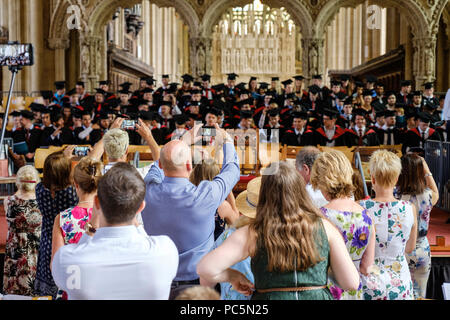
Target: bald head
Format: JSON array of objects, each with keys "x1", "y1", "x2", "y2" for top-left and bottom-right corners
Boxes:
[{"x1": 160, "y1": 140, "x2": 192, "y2": 177}]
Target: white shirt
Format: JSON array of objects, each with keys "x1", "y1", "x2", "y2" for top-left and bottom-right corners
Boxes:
[
  {"x1": 306, "y1": 183, "x2": 328, "y2": 208},
  {"x1": 51, "y1": 225, "x2": 179, "y2": 300}
]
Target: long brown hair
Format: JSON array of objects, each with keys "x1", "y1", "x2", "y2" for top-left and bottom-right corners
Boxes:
[
  {"x1": 42, "y1": 151, "x2": 72, "y2": 192},
  {"x1": 249, "y1": 162, "x2": 324, "y2": 272},
  {"x1": 397, "y1": 153, "x2": 426, "y2": 195}
]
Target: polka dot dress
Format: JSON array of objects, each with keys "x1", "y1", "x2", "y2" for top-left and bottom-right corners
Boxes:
[{"x1": 34, "y1": 183, "x2": 78, "y2": 298}]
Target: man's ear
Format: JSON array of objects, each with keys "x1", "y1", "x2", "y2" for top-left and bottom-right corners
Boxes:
[
  {"x1": 303, "y1": 163, "x2": 310, "y2": 176},
  {"x1": 136, "y1": 200, "x2": 146, "y2": 214},
  {"x1": 186, "y1": 161, "x2": 192, "y2": 173},
  {"x1": 94, "y1": 195, "x2": 101, "y2": 210}
]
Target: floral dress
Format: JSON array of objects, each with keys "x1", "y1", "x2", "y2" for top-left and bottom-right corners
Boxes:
[
  {"x1": 55, "y1": 206, "x2": 92, "y2": 300},
  {"x1": 399, "y1": 189, "x2": 433, "y2": 299},
  {"x1": 320, "y1": 207, "x2": 373, "y2": 300},
  {"x1": 359, "y1": 200, "x2": 414, "y2": 300},
  {"x1": 34, "y1": 183, "x2": 78, "y2": 298},
  {"x1": 213, "y1": 227, "x2": 254, "y2": 300},
  {"x1": 3, "y1": 195, "x2": 42, "y2": 296}
]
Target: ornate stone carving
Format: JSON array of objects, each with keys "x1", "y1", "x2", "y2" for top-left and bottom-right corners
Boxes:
[
  {"x1": 302, "y1": 37, "x2": 324, "y2": 82},
  {"x1": 190, "y1": 36, "x2": 213, "y2": 77},
  {"x1": 0, "y1": 26, "x2": 8, "y2": 44},
  {"x1": 412, "y1": 35, "x2": 437, "y2": 88}
]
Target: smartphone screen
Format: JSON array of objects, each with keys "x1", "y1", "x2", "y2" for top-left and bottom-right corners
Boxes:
[
  {"x1": 73, "y1": 146, "x2": 89, "y2": 157},
  {"x1": 0, "y1": 43, "x2": 34, "y2": 67},
  {"x1": 122, "y1": 120, "x2": 136, "y2": 129}
]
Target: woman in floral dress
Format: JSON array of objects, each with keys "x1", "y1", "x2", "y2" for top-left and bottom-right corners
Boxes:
[
  {"x1": 3, "y1": 166, "x2": 42, "y2": 296},
  {"x1": 360, "y1": 150, "x2": 418, "y2": 300},
  {"x1": 310, "y1": 150, "x2": 375, "y2": 300},
  {"x1": 51, "y1": 157, "x2": 103, "y2": 300},
  {"x1": 397, "y1": 154, "x2": 439, "y2": 299}
]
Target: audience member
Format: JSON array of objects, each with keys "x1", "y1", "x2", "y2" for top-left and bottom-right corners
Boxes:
[
  {"x1": 142, "y1": 123, "x2": 240, "y2": 300},
  {"x1": 360, "y1": 150, "x2": 417, "y2": 300},
  {"x1": 50, "y1": 157, "x2": 103, "y2": 299},
  {"x1": 310, "y1": 150, "x2": 375, "y2": 300},
  {"x1": 189, "y1": 159, "x2": 240, "y2": 240},
  {"x1": 3, "y1": 166, "x2": 41, "y2": 296},
  {"x1": 203, "y1": 177, "x2": 260, "y2": 300},
  {"x1": 197, "y1": 162, "x2": 359, "y2": 300},
  {"x1": 51, "y1": 163, "x2": 178, "y2": 300},
  {"x1": 397, "y1": 153, "x2": 439, "y2": 299},
  {"x1": 295, "y1": 146, "x2": 328, "y2": 207},
  {"x1": 34, "y1": 150, "x2": 79, "y2": 298}
]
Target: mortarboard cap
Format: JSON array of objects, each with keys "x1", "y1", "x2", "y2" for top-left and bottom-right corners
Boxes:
[
  {"x1": 212, "y1": 83, "x2": 226, "y2": 92},
  {"x1": 250, "y1": 76, "x2": 257, "y2": 81},
  {"x1": 384, "y1": 110, "x2": 396, "y2": 118},
  {"x1": 20, "y1": 110, "x2": 35, "y2": 120},
  {"x1": 401, "y1": 80, "x2": 412, "y2": 87},
  {"x1": 281, "y1": 79, "x2": 293, "y2": 86},
  {"x1": 362, "y1": 89, "x2": 373, "y2": 97},
  {"x1": 340, "y1": 74, "x2": 350, "y2": 81},
  {"x1": 294, "y1": 75, "x2": 305, "y2": 81},
  {"x1": 259, "y1": 82, "x2": 269, "y2": 90},
  {"x1": 343, "y1": 96, "x2": 353, "y2": 105},
  {"x1": 99, "y1": 80, "x2": 111, "y2": 86},
  {"x1": 99, "y1": 112, "x2": 110, "y2": 120},
  {"x1": 322, "y1": 108, "x2": 339, "y2": 119},
  {"x1": 67, "y1": 88, "x2": 77, "y2": 96},
  {"x1": 41, "y1": 91, "x2": 53, "y2": 100},
  {"x1": 424, "y1": 82, "x2": 434, "y2": 90},
  {"x1": 412, "y1": 90, "x2": 422, "y2": 97},
  {"x1": 119, "y1": 82, "x2": 132, "y2": 88},
  {"x1": 190, "y1": 89, "x2": 202, "y2": 95},
  {"x1": 181, "y1": 74, "x2": 194, "y2": 83},
  {"x1": 162, "y1": 74, "x2": 170, "y2": 79},
  {"x1": 312, "y1": 74, "x2": 322, "y2": 80},
  {"x1": 308, "y1": 85, "x2": 321, "y2": 94},
  {"x1": 206, "y1": 107, "x2": 221, "y2": 117},
  {"x1": 268, "y1": 109, "x2": 280, "y2": 117},
  {"x1": 10, "y1": 111, "x2": 22, "y2": 117},
  {"x1": 54, "y1": 81, "x2": 66, "y2": 90},
  {"x1": 355, "y1": 81, "x2": 364, "y2": 88},
  {"x1": 227, "y1": 73, "x2": 238, "y2": 80},
  {"x1": 336, "y1": 92, "x2": 347, "y2": 100},
  {"x1": 76, "y1": 81, "x2": 85, "y2": 87},
  {"x1": 292, "y1": 111, "x2": 308, "y2": 120},
  {"x1": 331, "y1": 80, "x2": 341, "y2": 87},
  {"x1": 201, "y1": 74, "x2": 211, "y2": 82},
  {"x1": 418, "y1": 112, "x2": 431, "y2": 123},
  {"x1": 141, "y1": 87, "x2": 154, "y2": 94},
  {"x1": 138, "y1": 111, "x2": 154, "y2": 121},
  {"x1": 375, "y1": 110, "x2": 386, "y2": 118},
  {"x1": 95, "y1": 88, "x2": 106, "y2": 95},
  {"x1": 30, "y1": 103, "x2": 45, "y2": 112},
  {"x1": 174, "y1": 114, "x2": 188, "y2": 125},
  {"x1": 353, "y1": 108, "x2": 368, "y2": 117},
  {"x1": 237, "y1": 98, "x2": 253, "y2": 107},
  {"x1": 271, "y1": 77, "x2": 279, "y2": 81}
]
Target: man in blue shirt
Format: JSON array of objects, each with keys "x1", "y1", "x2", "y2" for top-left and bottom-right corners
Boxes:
[{"x1": 142, "y1": 123, "x2": 240, "y2": 299}]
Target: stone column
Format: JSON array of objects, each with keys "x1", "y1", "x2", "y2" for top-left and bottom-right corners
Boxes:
[
  {"x1": 189, "y1": 35, "x2": 212, "y2": 78},
  {"x1": 28, "y1": 0, "x2": 44, "y2": 93},
  {"x1": 48, "y1": 38, "x2": 70, "y2": 83},
  {"x1": 78, "y1": 35, "x2": 102, "y2": 91},
  {"x1": 301, "y1": 37, "x2": 325, "y2": 86},
  {"x1": 412, "y1": 34, "x2": 437, "y2": 89}
]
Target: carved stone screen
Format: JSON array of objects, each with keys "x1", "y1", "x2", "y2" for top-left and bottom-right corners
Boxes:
[{"x1": 212, "y1": 0, "x2": 296, "y2": 83}]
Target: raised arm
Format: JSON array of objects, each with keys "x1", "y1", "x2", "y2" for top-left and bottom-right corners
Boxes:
[
  {"x1": 135, "y1": 118, "x2": 160, "y2": 161},
  {"x1": 89, "y1": 117, "x2": 124, "y2": 161},
  {"x1": 421, "y1": 157, "x2": 439, "y2": 206},
  {"x1": 197, "y1": 226, "x2": 254, "y2": 296}
]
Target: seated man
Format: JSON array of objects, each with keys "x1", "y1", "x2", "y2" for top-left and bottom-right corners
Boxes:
[
  {"x1": 281, "y1": 111, "x2": 314, "y2": 146},
  {"x1": 74, "y1": 111, "x2": 102, "y2": 146},
  {"x1": 346, "y1": 109, "x2": 380, "y2": 146},
  {"x1": 51, "y1": 162, "x2": 178, "y2": 300}
]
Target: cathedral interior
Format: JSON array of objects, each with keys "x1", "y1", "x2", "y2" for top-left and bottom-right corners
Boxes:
[{"x1": 0, "y1": 0, "x2": 449, "y2": 94}]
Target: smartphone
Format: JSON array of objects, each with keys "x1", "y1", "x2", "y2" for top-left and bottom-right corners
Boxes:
[
  {"x1": 202, "y1": 126, "x2": 216, "y2": 137},
  {"x1": 122, "y1": 119, "x2": 136, "y2": 130},
  {"x1": 0, "y1": 43, "x2": 34, "y2": 67},
  {"x1": 73, "y1": 146, "x2": 90, "y2": 157}
]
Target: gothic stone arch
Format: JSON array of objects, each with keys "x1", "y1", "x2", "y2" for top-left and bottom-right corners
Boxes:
[
  {"x1": 314, "y1": 0, "x2": 449, "y2": 87},
  {"x1": 200, "y1": 0, "x2": 314, "y2": 79},
  {"x1": 48, "y1": 0, "x2": 200, "y2": 89}
]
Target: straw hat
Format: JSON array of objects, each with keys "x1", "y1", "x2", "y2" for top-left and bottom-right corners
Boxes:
[{"x1": 235, "y1": 177, "x2": 261, "y2": 219}]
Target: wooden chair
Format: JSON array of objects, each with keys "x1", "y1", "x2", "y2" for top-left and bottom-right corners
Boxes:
[
  {"x1": 319, "y1": 146, "x2": 355, "y2": 164},
  {"x1": 282, "y1": 145, "x2": 304, "y2": 160},
  {"x1": 34, "y1": 148, "x2": 60, "y2": 176}
]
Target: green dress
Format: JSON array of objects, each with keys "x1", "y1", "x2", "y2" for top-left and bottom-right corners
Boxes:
[{"x1": 251, "y1": 220, "x2": 333, "y2": 300}]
